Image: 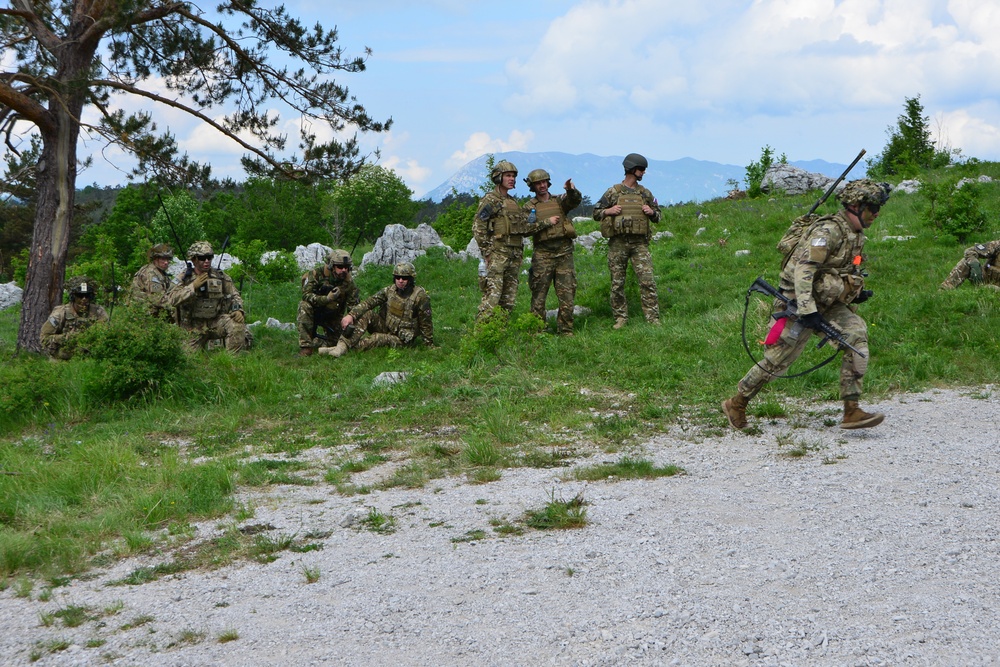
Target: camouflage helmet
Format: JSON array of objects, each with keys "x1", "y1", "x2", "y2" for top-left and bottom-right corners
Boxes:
[
  {"x1": 66, "y1": 275, "x2": 98, "y2": 298},
  {"x1": 490, "y1": 160, "x2": 518, "y2": 185},
  {"x1": 327, "y1": 248, "x2": 352, "y2": 269},
  {"x1": 148, "y1": 243, "x2": 174, "y2": 261},
  {"x1": 393, "y1": 261, "x2": 416, "y2": 278},
  {"x1": 838, "y1": 179, "x2": 892, "y2": 209},
  {"x1": 186, "y1": 241, "x2": 214, "y2": 259},
  {"x1": 623, "y1": 153, "x2": 649, "y2": 173},
  {"x1": 523, "y1": 168, "x2": 551, "y2": 189}
]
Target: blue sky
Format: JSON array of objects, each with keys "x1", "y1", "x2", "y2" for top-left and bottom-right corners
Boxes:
[{"x1": 73, "y1": 0, "x2": 1000, "y2": 198}]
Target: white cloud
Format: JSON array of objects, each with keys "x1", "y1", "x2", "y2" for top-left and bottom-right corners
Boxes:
[
  {"x1": 934, "y1": 107, "x2": 1000, "y2": 159},
  {"x1": 448, "y1": 130, "x2": 535, "y2": 167}
]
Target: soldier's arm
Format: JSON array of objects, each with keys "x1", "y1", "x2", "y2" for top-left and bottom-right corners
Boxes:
[
  {"x1": 642, "y1": 188, "x2": 662, "y2": 223},
  {"x1": 560, "y1": 185, "x2": 583, "y2": 214},
  {"x1": 165, "y1": 278, "x2": 196, "y2": 307},
  {"x1": 592, "y1": 188, "x2": 616, "y2": 220},
  {"x1": 222, "y1": 273, "x2": 244, "y2": 312},
  {"x1": 346, "y1": 283, "x2": 361, "y2": 309},
  {"x1": 39, "y1": 311, "x2": 65, "y2": 347},
  {"x1": 416, "y1": 291, "x2": 434, "y2": 346},
  {"x1": 348, "y1": 287, "x2": 388, "y2": 320},
  {"x1": 473, "y1": 197, "x2": 495, "y2": 252},
  {"x1": 792, "y1": 225, "x2": 841, "y2": 316}
]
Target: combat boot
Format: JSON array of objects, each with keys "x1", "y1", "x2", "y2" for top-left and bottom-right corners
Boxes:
[
  {"x1": 840, "y1": 400, "x2": 884, "y2": 430},
  {"x1": 326, "y1": 340, "x2": 349, "y2": 358},
  {"x1": 612, "y1": 317, "x2": 627, "y2": 330},
  {"x1": 721, "y1": 393, "x2": 749, "y2": 430}
]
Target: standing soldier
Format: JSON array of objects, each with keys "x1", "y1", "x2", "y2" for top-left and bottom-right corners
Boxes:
[
  {"x1": 167, "y1": 241, "x2": 248, "y2": 352},
  {"x1": 473, "y1": 160, "x2": 554, "y2": 321},
  {"x1": 722, "y1": 179, "x2": 891, "y2": 431},
  {"x1": 939, "y1": 239, "x2": 1000, "y2": 290},
  {"x1": 524, "y1": 169, "x2": 582, "y2": 335},
  {"x1": 130, "y1": 243, "x2": 174, "y2": 319},
  {"x1": 319, "y1": 262, "x2": 433, "y2": 357},
  {"x1": 40, "y1": 276, "x2": 110, "y2": 360},
  {"x1": 593, "y1": 153, "x2": 663, "y2": 328},
  {"x1": 296, "y1": 249, "x2": 360, "y2": 356}
]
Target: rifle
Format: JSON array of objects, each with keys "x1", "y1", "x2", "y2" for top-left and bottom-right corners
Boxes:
[
  {"x1": 807, "y1": 149, "x2": 867, "y2": 216},
  {"x1": 158, "y1": 193, "x2": 193, "y2": 281},
  {"x1": 216, "y1": 235, "x2": 230, "y2": 271},
  {"x1": 748, "y1": 276, "x2": 866, "y2": 358}
]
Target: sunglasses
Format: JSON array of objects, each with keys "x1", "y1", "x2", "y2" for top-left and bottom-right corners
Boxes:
[{"x1": 195, "y1": 254, "x2": 214, "y2": 261}]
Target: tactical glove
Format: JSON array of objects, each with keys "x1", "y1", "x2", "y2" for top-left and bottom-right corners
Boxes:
[
  {"x1": 970, "y1": 260, "x2": 984, "y2": 284},
  {"x1": 798, "y1": 312, "x2": 824, "y2": 331},
  {"x1": 192, "y1": 272, "x2": 210, "y2": 290},
  {"x1": 230, "y1": 310, "x2": 245, "y2": 324},
  {"x1": 853, "y1": 289, "x2": 874, "y2": 304}
]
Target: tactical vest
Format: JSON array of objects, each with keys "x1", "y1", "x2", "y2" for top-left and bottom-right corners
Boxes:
[
  {"x1": 603, "y1": 186, "x2": 650, "y2": 237},
  {"x1": 492, "y1": 197, "x2": 529, "y2": 246},
  {"x1": 533, "y1": 199, "x2": 573, "y2": 243},
  {"x1": 384, "y1": 286, "x2": 426, "y2": 344},
  {"x1": 187, "y1": 275, "x2": 226, "y2": 319}
]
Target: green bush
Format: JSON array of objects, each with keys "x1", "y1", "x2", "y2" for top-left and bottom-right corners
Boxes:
[
  {"x1": 431, "y1": 192, "x2": 476, "y2": 249},
  {"x1": 76, "y1": 304, "x2": 189, "y2": 402},
  {"x1": 744, "y1": 145, "x2": 786, "y2": 198},
  {"x1": 0, "y1": 357, "x2": 61, "y2": 432},
  {"x1": 923, "y1": 178, "x2": 987, "y2": 243},
  {"x1": 228, "y1": 240, "x2": 300, "y2": 285}
]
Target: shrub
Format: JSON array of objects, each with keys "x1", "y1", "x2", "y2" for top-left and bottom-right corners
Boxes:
[
  {"x1": 0, "y1": 357, "x2": 61, "y2": 432},
  {"x1": 923, "y1": 178, "x2": 987, "y2": 243},
  {"x1": 744, "y1": 145, "x2": 786, "y2": 198},
  {"x1": 76, "y1": 303, "x2": 189, "y2": 402}
]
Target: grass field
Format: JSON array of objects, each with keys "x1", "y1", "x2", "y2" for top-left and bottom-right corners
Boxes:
[{"x1": 3, "y1": 161, "x2": 1000, "y2": 578}]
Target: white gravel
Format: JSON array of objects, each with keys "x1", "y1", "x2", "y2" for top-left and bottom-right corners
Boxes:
[{"x1": 4, "y1": 386, "x2": 1000, "y2": 667}]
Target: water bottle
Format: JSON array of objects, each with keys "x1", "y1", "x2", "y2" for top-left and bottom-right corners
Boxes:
[{"x1": 527, "y1": 207, "x2": 536, "y2": 224}]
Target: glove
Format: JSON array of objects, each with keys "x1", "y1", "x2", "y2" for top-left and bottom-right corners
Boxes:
[
  {"x1": 230, "y1": 310, "x2": 245, "y2": 324},
  {"x1": 192, "y1": 272, "x2": 210, "y2": 290},
  {"x1": 798, "y1": 312, "x2": 824, "y2": 331},
  {"x1": 969, "y1": 260, "x2": 984, "y2": 284},
  {"x1": 853, "y1": 289, "x2": 874, "y2": 304}
]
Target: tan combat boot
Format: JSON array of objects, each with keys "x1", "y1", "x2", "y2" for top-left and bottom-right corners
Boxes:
[
  {"x1": 613, "y1": 317, "x2": 628, "y2": 330},
  {"x1": 317, "y1": 340, "x2": 349, "y2": 357},
  {"x1": 722, "y1": 393, "x2": 749, "y2": 430},
  {"x1": 840, "y1": 400, "x2": 884, "y2": 430}
]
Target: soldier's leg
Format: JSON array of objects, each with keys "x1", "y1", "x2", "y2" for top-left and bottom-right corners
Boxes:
[
  {"x1": 631, "y1": 242, "x2": 660, "y2": 323},
  {"x1": 607, "y1": 237, "x2": 629, "y2": 323},
  {"x1": 217, "y1": 314, "x2": 247, "y2": 353},
  {"x1": 553, "y1": 252, "x2": 577, "y2": 334},
  {"x1": 939, "y1": 259, "x2": 970, "y2": 290},
  {"x1": 342, "y1": 310, "x2": 377, "y2": 350},
  {"x1": 498, "y1": 247, "x2": 523, "y2": 313},
  {"x1": 825, "y1": 304, "x2": 870, "y2": 400},
  {"x1": 736, "y1": 324, "x2": 813, "y2": 400},
  {"x1": 478, "y1": 249, "x2": 511, "y2": 320},
  {"x1": 296, "y1": 300, "x2": 317, "y2": 350},
  {"x1": 529, "y1": 252, "x2": 555, "y2": 321},
  {"x1": 355, "y1": 333, "x2": 404, "y2": 351}
]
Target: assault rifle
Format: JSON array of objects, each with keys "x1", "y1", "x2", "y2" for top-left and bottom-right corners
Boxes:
[
  {"x1": 158, "y1": 193, "x2": 193, "y2": 281},
  {"x1": 749, "y1": 277, "x2": 866, "y2": 358},
  {"x1": 807, "y1": 148, "x2": 867, "y2": 216}
]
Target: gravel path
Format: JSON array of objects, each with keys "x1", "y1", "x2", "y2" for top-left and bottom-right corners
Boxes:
[{"x1": 3, "y1": 386, "x2": 999, "y2": 667}]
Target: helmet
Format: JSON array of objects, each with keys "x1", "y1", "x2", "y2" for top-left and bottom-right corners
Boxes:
[
  {"x1": 327, "y1": 249, "x2": 352, "y2": 269},
  {"x1": 838, "y1": 179, "x2": 892, "y2": 209},
  {"x1": 490, "y1": 160, "x2": 518, "y2": 185},
  {"x1": 523, "y1": 168, "x2": 551, "y2": 188},
  {"x1": 148, "y1": 243, "x2": 174, "y2": 261},
  {"x1": 66, "y1": 275, "x2": 98, "y2": 298},
  {"x1": 393, "y1": 262, "x2": 416, "y2": 278},
  {"x1": 623, "y1": 153, "x2": 649, "y2": 173},
  {"x1": 187, "y1": 241, "x2": 214, "y2": 259}
]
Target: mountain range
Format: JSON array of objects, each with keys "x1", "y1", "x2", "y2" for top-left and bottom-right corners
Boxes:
[{"x1": 423, "y1": 151, "x2": 858, "y2": 204}]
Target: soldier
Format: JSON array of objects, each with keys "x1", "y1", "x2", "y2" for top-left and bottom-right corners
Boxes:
[
  {"x1": 129, "y1": 243, "x2": 174, "y2": 318},
  {"x1": 722, "y1": 179, "x2": 892, "y2": 431},
  {"x1": 166, "y1": 241, "x2": 248, "y2": 352},
  {"x1": 524, "y1": 169, "x2": 582, "y2": 335},
  {"x1": 40, "y1": 276, "x2": 110, "y2": 360},
  {"x1": 939, "y1": 240, "x2": 1000, "y2": 290},
  {"x1": 593, "y1": 153, "x2": 663, "y2": 328},
  {"x1": 296, "y1": 249, "x2": 361, "y2": 356},
  {"x1": 473, "y1": 160, "x2": 555, "y2": 321},
  {"x1": 318, "y1": 262, "x2": 433, "y2": 357}
]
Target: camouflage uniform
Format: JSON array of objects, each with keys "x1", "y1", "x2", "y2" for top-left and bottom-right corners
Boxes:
[
  {"x1": 939, "y1": 240, "x2": 1000, "y2": 290},
  {"x1": 167, "y1": 243, "x2": 247, "y2": 352},
  {"x1": 342, "y1": 282, "x2": 433, "y2": 352},
  {"x1": 737, "y1": 209, "x2": 871, "y2": 402},
  {"x1": 297, "y1": 266, "x2": 360, "y2": 350},
  {"x1": 40, "y1": 277, "x2": 109, "y2": 360},
  {"x1": 593, "y1": 182, "x2": 662, "y2": 324},
  {"x1": 130, "y1": 262, "x2": 173, "y2": 319},
  {"x1": 526, "y1": 184, "x2": 582, "y2": 334}
]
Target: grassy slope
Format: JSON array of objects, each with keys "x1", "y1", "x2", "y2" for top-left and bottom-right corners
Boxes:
[{"x1": 3, "y1": 161, "x2": 1000, "y2": 576}]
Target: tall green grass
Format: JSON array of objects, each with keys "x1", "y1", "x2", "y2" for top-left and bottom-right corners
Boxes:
[{"x1": 3, "y1": 162, "x2": 1000, "y2": 575}]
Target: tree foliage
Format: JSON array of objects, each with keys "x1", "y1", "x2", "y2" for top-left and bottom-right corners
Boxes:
[
  {"x1": 867, "y1": 95, "x2": 953, "y2": 178},
  {"x1": 0, "y1": 0, "x2": 389, "y2": 350},
  {"x1": 326, "y1": 165, "x2": 418, "y2": 247}
]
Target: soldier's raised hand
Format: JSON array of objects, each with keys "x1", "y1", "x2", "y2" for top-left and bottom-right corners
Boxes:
[{"x1": 192, "y1": 272, "x2": 210, "y2": 289}]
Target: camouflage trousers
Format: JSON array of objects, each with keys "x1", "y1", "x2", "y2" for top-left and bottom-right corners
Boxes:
[
  {"x1": 477, "y1": 244, "x2": 523, "y2": 320},
  {"x1": 529, "y1": 240, "x2": 576, "y2": 333},
  {"x1": 940, "y1": 259, "x2": 1000, "y2": 290},
  {"x1": 344, "y1": 310, "x2": 407, "y2": 352},
  {"x1": 181, "y1": 313, "x2": 247, "y2": 352},
  {"x1": 608, "y1": 235, "x2": 659, "y2": 322},
  {"x1": 297, "y1": 300, "x2": 345, "y2": 349},
  {"x1": 738, "y1": 300, "x2": 869, "y2": 401}
]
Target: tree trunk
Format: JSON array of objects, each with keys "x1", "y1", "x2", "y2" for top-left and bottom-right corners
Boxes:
[{"x1": 16, "y1": 110, "x2": 80, "y2": 352}]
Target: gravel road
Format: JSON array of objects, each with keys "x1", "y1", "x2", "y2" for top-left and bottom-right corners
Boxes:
[{"x1": 3, "y1": 386, "x2": 999, "y2": 667}]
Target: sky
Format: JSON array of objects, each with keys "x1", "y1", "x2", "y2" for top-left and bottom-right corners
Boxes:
[{"x1": 55, "y1": 0, "x2": 1000, "y2": 198}]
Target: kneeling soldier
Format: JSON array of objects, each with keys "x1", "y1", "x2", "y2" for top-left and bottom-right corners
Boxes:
[
  {"x1": 296, "y1": 249, "x2": 360, "y2": 356},
  {"x1": 40, "y1": 276, "x2": 109, "y2": 360},
  {"x1": 167, "y1": 241, "x2": 247, "y2": 352}
]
